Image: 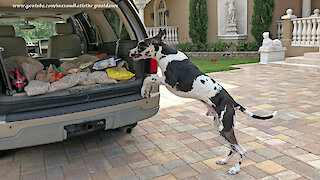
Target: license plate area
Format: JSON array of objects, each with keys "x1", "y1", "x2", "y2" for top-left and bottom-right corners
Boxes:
[{"x1": 64, "y1": 120, "x2": 105, "y2": 137}]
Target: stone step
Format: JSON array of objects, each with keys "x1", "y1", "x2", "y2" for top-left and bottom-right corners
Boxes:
[
  {"x1": 269, "y1": 61, "x2": 320, "y2": 72},
  {"x1": 286, "y1": 56, "x2": 320, "y2": 65},
  {"x1": 304, "y1": 52, "x2": 320, "y2": 59}
]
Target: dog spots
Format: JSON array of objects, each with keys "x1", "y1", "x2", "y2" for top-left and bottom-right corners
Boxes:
[
  {"x1": 218, "y1": 106, "x2": 227, "y2": 131},
  {"x1": 153, "y1": 44, "x2": 159, "y2": 51},
  {"x1": 160, "y1": 43, "x2": 178, "y2": 55},
  {"x1": 200, "y1": 80, "x2": 205, "y2": 84},
  {"x1": 132, "y1": 53, "x2": 142, "y2": 58},
  {"x1": 231, "y1": 144, "x2": 236, "y2": 151},
  {"x1": 214, "y1": 87, "x2": 217, "y2": 90},
  {"x1": 164, "y1": 59, "x2": 204, "y2": 92},
  {"x1": 238, "y1": 154, "x2": 243, "y2": 165},
  {"x1": 145, "y1": 51, "x2": 150, "y2": 56}
]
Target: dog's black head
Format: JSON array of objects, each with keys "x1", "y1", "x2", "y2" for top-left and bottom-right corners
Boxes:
[{"x1": 129, "y1": 29, "x2": 166, "y2": 61}]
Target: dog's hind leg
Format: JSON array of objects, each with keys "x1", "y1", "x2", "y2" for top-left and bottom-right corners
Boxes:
[
  {"x1": 219, "y1": 129, "x2": 246, "y2": 175},
  {"x1": 216, "y1": 107, "x2": 246, "y2": 175},
  {"x1": 216, "y1": 148, "x2": 235, "y2": 165},
  {"x1": 201, "y1": 101, "x2": 217, "y2": 118}
]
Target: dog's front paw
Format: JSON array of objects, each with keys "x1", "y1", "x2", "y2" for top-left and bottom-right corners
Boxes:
[
  {"x1": 141, "y1": 85, "x2": 152, "y2": 98},
  {"x1": 227, "y1": 166, "x2": 240, "y2": 175},
  {"x1": 206, "y1": 112, "x2": 213, "y2": 116},
  {"x1": 216, "y1": 158, "x2": 228, "y2": 165},
  {"x1": 141, "y1": 85, "x2": 147, "y2": 98}
]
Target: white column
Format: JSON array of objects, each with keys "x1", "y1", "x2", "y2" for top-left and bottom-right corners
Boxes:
[
  {"x1": 133, "y1": 0, "x2": 151, "y2": 24},
  {"x1": 136, "y1": 4, "x2": 146, "y2": 24},
  {"x1": 302, "y1": 0, "x2": 312, "y2": 17}
]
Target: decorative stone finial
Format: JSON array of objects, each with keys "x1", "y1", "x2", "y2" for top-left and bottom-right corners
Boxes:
[
  {"x1": 311, "y1": 9, "x2": 320, "y2": 17},
  {"x1": 287, "y1": 9, "x2": 293, "y2": 15},
  {"x1": 282, "y1": 9, "x2": 297, "y2": 19}
]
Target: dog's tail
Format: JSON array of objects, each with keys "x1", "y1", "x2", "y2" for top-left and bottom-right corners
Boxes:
[{"x1": 235, "y1": 103, "x2": 277, "y2": 120}]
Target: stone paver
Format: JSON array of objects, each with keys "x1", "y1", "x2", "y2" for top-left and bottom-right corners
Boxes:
[{"x1": 0, "y1": 64, "x2": 319, "y2": 179}]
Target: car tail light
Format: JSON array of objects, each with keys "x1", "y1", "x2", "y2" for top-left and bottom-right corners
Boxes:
[{"x1": 149, "y1": 58, "x2": 158, "y2": 74}]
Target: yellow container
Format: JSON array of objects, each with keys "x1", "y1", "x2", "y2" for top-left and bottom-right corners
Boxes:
[{"x1": 106, "y1": 67, "x2": 134, "y2": 81}]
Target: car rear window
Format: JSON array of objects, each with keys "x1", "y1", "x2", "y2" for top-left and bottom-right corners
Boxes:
[
  {"x1": 75, "y1": 13, "x2": 97, "y2": 44},
  {"x1": 0, "y1": 21, "x2": 57, "y2": 42},
  {"x1": 103, "y1": 9, "x2": 130, "y2": 40}
]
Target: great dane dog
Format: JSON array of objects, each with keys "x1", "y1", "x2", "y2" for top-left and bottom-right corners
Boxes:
[{"x1": 129, "y1": 30, "x2": 277, "y2": 175}]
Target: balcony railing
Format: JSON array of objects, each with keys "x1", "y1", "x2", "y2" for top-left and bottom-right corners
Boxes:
[
  {"x1": 291, "y1": 17, "x2": 320, "y2": 47},
  {"x1": 277, "y1": 20, "x2": 283, "y2": 40},
  {"x1": 146, "y1": 26, "x2": 179, "y2": 45}
]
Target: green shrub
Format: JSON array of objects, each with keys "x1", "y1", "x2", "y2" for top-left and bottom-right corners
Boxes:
[
  {"x1": 189, "y1": 0, "x2": 208, "y2": 49},
  {"x1": 236, "y1": 41, "x2": 260, "y2": 51},
  {"x1": 175, "y1": 43, "x2": 199, "y2": 52},
  {"x1": 207, "y1": 42, "x2": 234, "y2": 52},
  {"x1": 251, "y1": 0, "x2": 275, "y2": 45},
  {"x1": 175, "y1": 41, "x2": 258, "y2": 52}
]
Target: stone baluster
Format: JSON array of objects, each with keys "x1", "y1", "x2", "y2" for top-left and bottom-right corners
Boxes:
[
  {"x1": 151, "y1": 28, "x2": 155, "y2": 37},
  {"x1": 311, "y1": 18, "x2": 317, "y2": 45},
  {"x1": 148, "y1": 28, "x2": 152, "y2": 37},
  {"x1": 306, "y1": 19, "x2": 312, "y2": 45},
  {"x1": 292, "y1": 20, "x2": 297, "y2": 45},
  {"x1": 151, "y1": 29, "x2": 154, "y2": 38},
  {"x1": 170, "y1": 27, "x2": 174, "y2": 44},
  {"x1": 297, "y1": 20, "x2": 302, "y2": 44},
  {"x1": 167, "y1": 27, "x2": 172, "y2": 43},
  {"x1": 155, "y1": 28, "x2": 158, "y2": 37},
  {"x1": 174, "y1": 27, "x2": 179, "y2": 44},
  {"x1": 281, "y1": 23, "x2": 284, "y2": 39},
  {"x1": 317, "y1": 19, "x2": 320, "y2": 45},
  {"x1": 302, "y1": 20, "x2": 307, "y2": 45},
  {"x1": 277, "y1": 21, "x2": 281, "y2": 39}
]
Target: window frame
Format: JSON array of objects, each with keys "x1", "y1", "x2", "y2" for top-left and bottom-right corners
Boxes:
[{"x1": 74, "y1": 12, "x2": 98, "y2": 46}]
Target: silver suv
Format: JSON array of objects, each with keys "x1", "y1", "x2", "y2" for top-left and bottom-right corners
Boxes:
[{"x1": 0, "y1": 0, "x2": 160, "y2": 150}]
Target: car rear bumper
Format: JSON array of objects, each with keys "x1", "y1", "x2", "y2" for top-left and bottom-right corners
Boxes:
[{"x1": 0, "y1": 93, "x2": 159, "y2": 150}]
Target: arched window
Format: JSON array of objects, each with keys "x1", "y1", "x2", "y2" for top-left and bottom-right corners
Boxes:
[{"x1": 154, "y1": 0, "x2": 167, "y2": 27}]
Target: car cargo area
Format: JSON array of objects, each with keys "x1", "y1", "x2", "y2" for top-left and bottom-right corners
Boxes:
[{"x1": 0, "y1": 0, "x2": 151, "y2": 117}]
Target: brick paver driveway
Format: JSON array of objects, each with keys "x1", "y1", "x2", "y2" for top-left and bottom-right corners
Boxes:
[{"x1": 1, "y1": 64, "x2": 320, "y2": 180}]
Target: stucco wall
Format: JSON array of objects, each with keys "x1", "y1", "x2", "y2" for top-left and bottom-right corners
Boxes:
[
  {"x1": 312, "y1": 0, "x2": 320, "y2": 10},
  {"x1": 269, "y1": 0, "x2": 302, "y2": 40},
  {"x1": 144, "y1": 0, "x2": 154, "y2": 27},
  {"x1": 166, "y1": 0, "x2": 190, "y2": 43},
  {"x1": 206, "y1": 0, "x2": 218, "y2": 42},
  {"x1": 143, "y1": 0, "x2": 309, "y2": 44},
  {"x1": 143, "y1": 0, "x2": 190, "y2": 43}
]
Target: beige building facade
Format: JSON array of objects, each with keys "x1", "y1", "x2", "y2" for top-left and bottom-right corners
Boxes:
[{"x1": 134, "y1": 0, "x2": 320, "y2": 45}]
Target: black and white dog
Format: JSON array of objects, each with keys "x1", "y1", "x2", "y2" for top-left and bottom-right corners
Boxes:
[{"x1": 129, "y1": 30, "x2": 277, "y2": 175}]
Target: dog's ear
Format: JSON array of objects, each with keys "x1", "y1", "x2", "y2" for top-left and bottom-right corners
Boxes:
[
  {"x1": 154, "y1": 29, "x2": 166, "y2": 43},
  {"x1": 144, "y1": 29, "x2": 167, "y2": 45}
]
